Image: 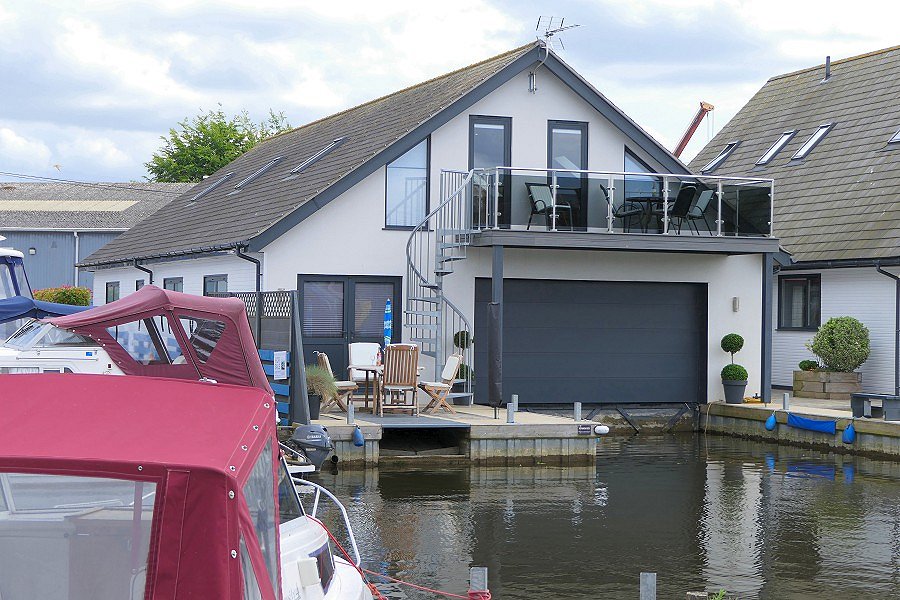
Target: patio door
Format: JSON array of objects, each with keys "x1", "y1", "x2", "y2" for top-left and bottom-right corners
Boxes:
[
  {"x1": 470, "y1": 116, "x2": 511, "y2": 227},
  {"x1": 548, "y1": 121, "x2": 588, "y2": 229},
  {"x1": 297, "y1": 275, "x2": 402, "y2": 376}
]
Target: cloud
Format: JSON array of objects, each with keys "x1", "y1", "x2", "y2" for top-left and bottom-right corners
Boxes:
[
  {"x1": 57, "y1": 135, "x2": 131, "y2": 169},
  {"x1": 0, "y1": 128, "x2": 52, "y2": 171}
]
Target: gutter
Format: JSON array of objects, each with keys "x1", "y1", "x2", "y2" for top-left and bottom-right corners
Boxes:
[
  {"x1": 875, "y1": 263, "x2": 900, "y2": 397},
  {"x1": 780, "y1": 256, "x2": 900, "y2": 271},
  {"x1": 235, "y1": 246, "x2": 263, "y2": 341},
  {"x1": 78, "y1": 241, "x2": 249, "y2": 269},
  {"x1": 133, "y1": 260, "x2": 153, "y2": 285}
]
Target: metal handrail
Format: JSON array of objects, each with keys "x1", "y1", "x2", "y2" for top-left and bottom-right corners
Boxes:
[
  {"x1": 476, "y1": 166, "x2": 774, "y2": 185},
  {"x1": 293, "y1": 478, "x2": 362, "y2": 567}
]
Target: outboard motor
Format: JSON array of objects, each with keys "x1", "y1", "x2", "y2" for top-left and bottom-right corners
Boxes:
[{"x1": 289, "y1": 424, "x2": 333, "y2": 470}]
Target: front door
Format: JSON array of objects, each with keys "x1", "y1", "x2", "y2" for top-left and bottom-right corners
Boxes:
[{"x1": 297, "y1": 275, "x2": 402, "y2": 376}]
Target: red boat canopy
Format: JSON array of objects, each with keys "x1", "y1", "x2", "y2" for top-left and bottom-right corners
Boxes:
[
  {"x1": 48, "y1": 285, "x2": 272, "y2": 395},
  {"x1": 0, "y1": 374, "x2": 281, "y2": 599}
]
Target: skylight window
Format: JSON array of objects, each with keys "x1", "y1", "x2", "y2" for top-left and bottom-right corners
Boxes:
[
  {"x1": 890, "y1": 128, "x2": 900, "y2": 144},
  {"x1": 291, "y1": 138, "x2": 345, "y2": 174},
  {"x1": 756, "y1": 130, "x2": 796, "y2": 165},
  {"x1": 234, "y1": 157, "x2": 282, "y2": 190},
  {"x1": 792, "y1": 124, "x2": 834, "y2": 160},
  {"x1": 189, "y1": 172, "x2": 233, "y2": 203},
  {"x1": 701, "y1": 142, "x2": 740, "y2": 173}
]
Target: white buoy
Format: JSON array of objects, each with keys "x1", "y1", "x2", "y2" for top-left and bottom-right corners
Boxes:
[{"x1": 594, "y1": 424, "x2": 610, "y2": 435}]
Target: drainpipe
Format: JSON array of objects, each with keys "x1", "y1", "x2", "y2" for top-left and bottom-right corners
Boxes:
[
  {"x1": 235, "y1": 246, "x2": 263, "y2": 345},
  {"x1": 875, "y1": 263, "x2": 900, "y2": 396},
  {"x1": 73, "y1": 231, "x2": 80, "y2": 286},
  {"x1": 134, "y1": 260, "x2": 153, "y2": 285}
]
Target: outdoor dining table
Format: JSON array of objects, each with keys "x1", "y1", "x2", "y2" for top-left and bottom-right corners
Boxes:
[
  {"x1": 626, "y1": 195, "x2": 666, "y2": 233},
  {"x1": 346, "y1": 363, "x2": 426, "y2": 415}
]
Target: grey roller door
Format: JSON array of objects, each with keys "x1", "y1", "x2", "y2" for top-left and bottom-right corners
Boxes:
[{"x1": 474, "y1": 279, "x2": 707, "y2": 405}]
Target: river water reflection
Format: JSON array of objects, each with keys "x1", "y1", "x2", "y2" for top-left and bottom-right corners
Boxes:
[{"x1": 311, "y1": 434, "x2": 900, "y2": 599}]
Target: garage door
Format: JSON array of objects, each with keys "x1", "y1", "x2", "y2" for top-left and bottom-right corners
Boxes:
[{"x1": 474, "y1": 279, "x2": 707, "y2": 405}]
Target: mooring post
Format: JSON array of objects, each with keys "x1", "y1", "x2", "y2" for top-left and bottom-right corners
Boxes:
[
  {"x1": 640, "y1": 572, "x2": 656, "y2": 600},
  {"x1": 469, "y1": 566, "x2": 489, "y2": 595},
  {"x1": 782, "y1": 392, "x2": 790, "y2": 411},
  {"x1": 511, "y1": 393, "x2": 519, "y2": 412},
  {"x1": 346, "y1": 402, "x2": 355, "y2": 425},
  {"x1": 574, "y1": 401, "x2": 582, "y2": 421},
  {"x1": 507, "y1": 402, "x2": 515, "y2": 424}
]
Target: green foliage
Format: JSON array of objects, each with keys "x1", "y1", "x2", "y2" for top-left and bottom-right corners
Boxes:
[
  {"x1": 457, "y1": 363, "x2": 473, "y2": 381},
  {"x1": 453, "y1": 330, "x2": 472, "y2": 349},
  {"x1": 710, "y1": 591, "x2": 727, "y2": 600},
  {"x1": 798, "y1": 359, "x2": 819, "y2": 371},
  {"x1": 145, "y1": 107, "x2": 292, "y2": 182},
  {"x1": 720, "y1": 333, "x2": 744, "y2": 361},
  {"x1": 806, "y1": 316, "x2": 870, "y2": 372},
  {"x1": 305, "y1": 364, "x2": 337, "y2": 399},
  {"x1": 721, "y1": 363, "x2": 748, "y2": 381},
  {"x1": 33, "y1": 285, "x2": 92, "y2": 306}
]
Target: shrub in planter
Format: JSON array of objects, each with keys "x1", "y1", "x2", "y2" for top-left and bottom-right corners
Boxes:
[
  {"x1": 805, "y1": 316, "x2": 870, "y2": 372},
  {"x1": 305, "y1": 364, "x2": 337, "y2": 420},
  {"x1": 721, "y1": 364, "x2": 748, "y2": 381},
  {"x1": 798, "y1": 359, "x2": 819, "y2": 372},
  {"x1": 720, "y1": 333, "x2": 744, "y2": 362},
  {"x1": 721, "y1": 333, "x2": 747, "y2": 404},
  {"x1": 452, "y1": 363, "x2": 474, "y2": 405},
  {"x1": 33, "y1": 285, "x2": 92, "y2": 306},
  {"x1": 453, "y1": 330, "x2": 472, "y2": 349}
]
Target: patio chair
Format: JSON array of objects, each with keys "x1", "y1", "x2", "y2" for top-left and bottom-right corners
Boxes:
[
  {"x1": 315, "y1": 351, "x2": 357, "y2": 413},
  {"x1": 348, "y1": 342, "x2": 380, "y2": 410},
  {"x1": 653, "y1": 184, "x2": 697, "y2": 233},
  {"x1": 614, "y1": 196, "x2": 647, "y2": 232},
  {"x1": 525, "y1": 182, "x2": 572, "y2": 230},
  {"x1": 379, "y1": 343, "x2": 419, "y2": 417},
  {"x1": 683, "y1": 189, "x2": 714, "y2": 235},
  {"x1": 419, "y1": 353, "x2": 463, "y2": 414}
]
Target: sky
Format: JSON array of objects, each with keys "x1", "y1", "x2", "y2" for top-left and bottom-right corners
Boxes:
[{"x1": 0, "y1": 0, "x2": 896, "y2": 183}]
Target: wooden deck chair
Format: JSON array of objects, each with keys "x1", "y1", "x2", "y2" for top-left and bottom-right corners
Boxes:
[
  {"x1": 379, "y1": 343, "x2": 419, "y2": 417},
  {"x1": 419, "y1": 353, "x2": 463, "y2": 414},
  {"x1": 315, "y1": 351, "x2": 357, "y2": 413}
]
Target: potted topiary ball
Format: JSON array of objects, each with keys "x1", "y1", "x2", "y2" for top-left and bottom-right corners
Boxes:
[{"x1": 721, "y1": 333, "x2": 747, "y2": 404}]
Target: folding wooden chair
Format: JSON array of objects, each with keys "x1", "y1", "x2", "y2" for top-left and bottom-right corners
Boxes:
[
  {"x1": 315, "y1": 351, "x2": 357, "y2": 413},
  {"x1": 379, "y1": 343, "x2": 419, "y2": 417},
  {"x1": 419, "y1": 353, "x2": 463, "y2": 414}
]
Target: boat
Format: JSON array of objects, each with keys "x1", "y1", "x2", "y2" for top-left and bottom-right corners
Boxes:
[
  {"x1": 0, "y1": 247, "x2": 87, "y2": 340},
  {"x1": 0, "y1": 285, "x2": 266, "y2": 381},
  {"x1": 0, "y1": 373, "x2": 372, "y2": 600}
]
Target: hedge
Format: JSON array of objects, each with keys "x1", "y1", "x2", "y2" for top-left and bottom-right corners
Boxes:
[{"x1": 33, "y1": 285, "x2": 92, "y2": 306}]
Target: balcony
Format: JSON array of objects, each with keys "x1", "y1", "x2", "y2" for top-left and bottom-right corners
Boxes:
[{"x1": 463, "y1": 167, "x2": 777, "y2": 254}]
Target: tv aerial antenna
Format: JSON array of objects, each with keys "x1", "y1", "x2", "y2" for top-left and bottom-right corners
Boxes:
[{"x1": 535, "y1": 16, "x2": 580, "y2": 51}]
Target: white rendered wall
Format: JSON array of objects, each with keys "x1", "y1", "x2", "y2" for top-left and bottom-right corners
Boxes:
[
  {"x1": 89, "y1": 254, "x2": 258, "y2": 304},
  {"x1": 440, "y1": 249, "x2": 764, "y2": 403},
  {"x1": 772, "y1": 267, "x2": 897, "y2": 393}
]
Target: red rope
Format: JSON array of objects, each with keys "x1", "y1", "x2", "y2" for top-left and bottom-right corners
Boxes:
[{"x1": 308, "y1": 516, "x2": 491, "y2": 600}]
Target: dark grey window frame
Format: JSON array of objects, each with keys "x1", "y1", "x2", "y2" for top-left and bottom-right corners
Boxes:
[
  {"x1": 623, "y1": 147, "x2": 662, "y2": 200},
  {"x1": 756, "y1": 130, "x2": 797, "y2": 165},
  {"x1": 791, "y1": 123, "x2": 835, "y2": 161},
  {"x1": 469, "y1": 115, "x2": 512, "y2": 227},
  {"x1": 203, "y1": 274, "x2": 228, "y2": 296},
  {"x1": 889, "y1": 127, "x2": 900, "y2": 145},
  {"x1": 383, "y1": 136, "x2": 430, "y2": 230},
  {"x1": 547, "y1": 120, "x2": 588, "y2": 172},
  {"x1": 135, "y1": 279, "x2": 145, "y2": 291},
  {"x1": 777, "y1": 274, "x2": 821, "y2": 331},
  {"x1": 701, "y1": 141, "x2": 740, "y2": 173},
  {"x1": 105, "y1": 281, "x2": 120, "y2": 303},
  {"x1": 163, "y1": 277, "x2": 184, "y2": 293}
]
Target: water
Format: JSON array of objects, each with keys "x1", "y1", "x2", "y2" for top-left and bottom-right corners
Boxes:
[{"x1": 311, "y1": 434, "x2": 900, "y2": 599}]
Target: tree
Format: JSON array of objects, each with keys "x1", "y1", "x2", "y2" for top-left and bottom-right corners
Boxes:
[{"x1": 145, "y1": 107, "x2": 291, "y2": 182}]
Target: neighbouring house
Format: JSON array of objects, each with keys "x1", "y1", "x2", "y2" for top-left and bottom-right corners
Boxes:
[
  {"x1": 689, "y1": 45, "x2": 900, "y2": 395},
  {"x1": 0, "y1": 182, "x2": 191, "y2": 292},
  {"x1": 81, "y1": 41, "x2": 780, "y2": 407}
]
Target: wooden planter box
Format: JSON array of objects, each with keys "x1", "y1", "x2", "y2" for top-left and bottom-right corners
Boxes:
[{"x1": 793, "y1": 370, "x2": 861, "y2": 401}]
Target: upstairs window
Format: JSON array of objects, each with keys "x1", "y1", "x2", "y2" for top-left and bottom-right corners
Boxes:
[
  {"x1": 792, "y1": 124, "x2": 834, "y2": 160},
  {"x1": 203, "y1": 274, "x2": 227, "y2": 296},
  {"x1": 624, "y1": 149, "x2": 661, "y2": 200},
  {"x1": 778, "y1": 274, "x2": 821, "y2": 330},
  {"x1": 701, "y1": 142, "x2": 739, "y2": 173},
  {"x1": 106, "y1": 281, "x2": 120, "y2": 304},
  {"x1": 756, "y1": 130, "x2": 796, "y2": 165},
  {"x1": 163, "y1": 277, "x2": 183, "y2": 293},
  {"x1": 385, "y1": 139, "x2": 429, "y2": 228}
]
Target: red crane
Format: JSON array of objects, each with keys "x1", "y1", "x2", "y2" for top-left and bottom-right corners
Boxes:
[{"x1": 673, "y1": 101, "x2": 715, "y2": 158}]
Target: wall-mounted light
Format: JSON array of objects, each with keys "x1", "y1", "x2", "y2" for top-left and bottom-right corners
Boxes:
[
  {"x1": 28, "y1": 247, "x2": 36, "y2": 255},
  {"x1": 732, "y1": 296, "x2": 740, "y2": 312}
]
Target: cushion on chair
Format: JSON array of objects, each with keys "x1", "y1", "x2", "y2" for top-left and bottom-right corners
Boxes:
[
  {"x1": 419, "y1": 381, "x2": 451, "y2": 390},
  {"x1": 335, "y1": 380, "x2": 358, "y2": 390}
]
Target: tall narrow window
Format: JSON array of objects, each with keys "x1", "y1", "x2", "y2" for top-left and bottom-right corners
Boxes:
[
  {"x1": 624, "y1": 149, "x2": 661, "y2": 200},
  {"x1": 105, "y1": 281, "x2": 120, "y2": 303},
  {"x1": 470, "y1": 116, "x2": 511, "y2": 227},
  {"x1": 385, "y1": 139, "x2": 428, "y2": 228},
  {"x1": 701, "y1": 142, "x2": 739, "y2": 173},
  {"x1": 548, "y1": 121, "x2": 588, "y2": 228},
  {"x1": 203, "y1": 274, "x2": 227, "y2": 296},
  {"x1": 792, "y1": 124, "x2": 834, "y2": 160},
  {"x1": 756, "y1": 130, "x2": 796, "y2": 165},
  {"x1": 778, "y1": 274, "x2": 821, "y2": 330}
]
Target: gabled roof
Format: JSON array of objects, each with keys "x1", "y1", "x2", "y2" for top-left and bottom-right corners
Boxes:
[
  {"x1": 83, "y1": 42, "x2": 686, "y2": 268},
  {"x1": 689, "y1": 45, "x2": 900, "y2": 264},
  {"x1": 0, "y1": 182, "x2": 191, "y2": 229}
]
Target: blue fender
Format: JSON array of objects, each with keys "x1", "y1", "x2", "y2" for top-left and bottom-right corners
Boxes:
[
  {"x1": 842, "y1": 422, "x2": 856, "y2": 444},
  {"x1": 765, "y1": 412, "x2": 777, "y2": 431},
  {"x1": 352, "y1": 425, "x2": 365, "y2": 447}
]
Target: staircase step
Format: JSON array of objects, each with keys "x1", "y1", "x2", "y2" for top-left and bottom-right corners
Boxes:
[
  {"x1": 434, "y1": 269, "x2": 453, "y2": 275},
  {"x1": 438, "y1": 255, "x2": 466, "y2": 263},
  {"x1": 410, "y1": 336, "x2": 437, "y2": 344},
  {"x1": 404, "y1": 323, "x2": 438, "y2": 330},
  {"x1": 437, "y1": 229, "x2": 472, "y2": 235},
  {"x1": 439, "y1": 242, "x2": 468, "y2": 249},
  {"x1": 408, "y1": 296, "x2": 440, "y2": 303},
  {"x1": 446, "y1": 392, "x2": 473, "y2": 400},
  {"x1": 404, "y1": 310, "x2": 440, "y2": 317},
  {"x1": 421, "y1": 350, "x2": 438, "y2": 358},
  {"x1": 421, "y1": 282, "x2": 440, "y2": 289}
]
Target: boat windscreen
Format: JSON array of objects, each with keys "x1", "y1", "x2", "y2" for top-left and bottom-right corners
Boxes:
[
  {"x1": 5, "y1": 321, "x2": 94, "y2": 350},
  {"x1": 0, "y1": 265, "x2": 15, "y2": 301},
  {"x1": 0, "y1": 473, "x2": 156, "y2": 600}
]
